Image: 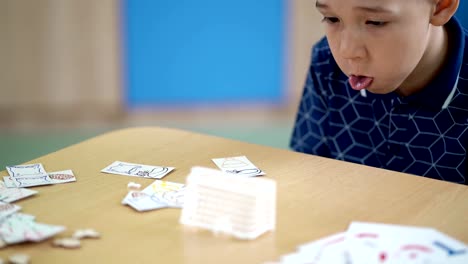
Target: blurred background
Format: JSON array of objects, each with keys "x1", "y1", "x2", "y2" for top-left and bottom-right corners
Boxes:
[{"x1": 1, "y1": 0, "x2": 467, "y2": 168}]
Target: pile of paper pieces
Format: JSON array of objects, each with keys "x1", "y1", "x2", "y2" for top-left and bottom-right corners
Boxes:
[
  {"x1": 0, "y1": 202, "x2": 65, "y2": 248},
  {"x1": 122, "y1": 180, "x2": 186, "y2": 211},
  {"x1": 180, "y1": 166, "x2": 276, "y2": 240},
  {"x1": 277, "y1": 221, "x2": 468, "y2": 263}
]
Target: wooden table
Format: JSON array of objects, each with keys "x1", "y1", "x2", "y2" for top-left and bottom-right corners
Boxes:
[{"x1": 2, "y1": 127, "x2": 468, "y2": 263}]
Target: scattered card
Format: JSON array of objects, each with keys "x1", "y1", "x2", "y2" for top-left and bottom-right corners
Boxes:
[
  {"x1": 6, "y1": 163, "x2": 47, "y2": 177},
  {"x1": 102, "y1": 161, "x2": 174, "y2": 179},
  {"x1": 212, "y1": 156, "x2": 265, "y2": 177},
  {"x1": 48, "y1": 170, "x2": 76, "y2": 184},
  {"x1": 0, "y1": 181, "x2": 37, "y2": 203},
  {"x1": 273, "y1": 222, "x2": 468, "y2": 264},
  {"x1": 0, "y1": 201, "x2": 21, "y2": 221},
  {"x1": 5, "y1": 163, "x2": 53, "y2": 188},
  {"x1": 346, "y1": 222, "x2": 468, "y2": 264}
]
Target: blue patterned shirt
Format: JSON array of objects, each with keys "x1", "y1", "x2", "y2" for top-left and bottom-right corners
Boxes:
[{"x1": 290, "y1": 17, "x2": 468, "y2": 184}]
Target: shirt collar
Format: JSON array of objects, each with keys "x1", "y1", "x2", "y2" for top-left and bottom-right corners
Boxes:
[{"x1": 401, "y1": 16, "x2": 465, "y2": 110}]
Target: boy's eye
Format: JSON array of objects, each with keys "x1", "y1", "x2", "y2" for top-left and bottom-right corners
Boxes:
[
  {"x1": 322, "y1": 17, "x2": 340, "y2": 24},
  {"x1": 365, "y1": 20, "x2": 387, "y2": 26}
]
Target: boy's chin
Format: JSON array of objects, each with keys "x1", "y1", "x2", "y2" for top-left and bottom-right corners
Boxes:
[{"x1": 365, "y1": 86, "x2": 397, "y2": 95}]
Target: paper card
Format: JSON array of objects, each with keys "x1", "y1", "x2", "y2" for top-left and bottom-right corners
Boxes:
[
  {"x1": 212, "y1": 156, "x2": 265, "y2": 177},
  {"x1": 295, "y1": 232, "x2": 352, "y2": 263},
  {"x1": 122, "y1": 180, "x2": 186, "y2": 211},
  {"x1": 0, "y1": 181, "x2": 37, "y2": 203},
  {"x1": 0, "y1": 201, "x2": 21, "y2": 221},
  {"x1": 423, "y1": 230, "x2": 468, "y2": 264},
  {"x1": 3, "y1": 175, "x2": 53, "y2": 188},
  {"x1": 346, "y1": 222, "x2": 461, "y2": 264},
  {"x1": 6, "y1": 163, "x2": 48, "y2": 177},
  {"x1": 3, "y1": 176, "x2": 17, "y2": 188},
  {"x1": 101, "y1": 161, "x2": 175, "y2": 179},
  {"x1": 0, "y1": 213, "x2": 65, "y2": 244},
  {"x1": 48, "y1": 170, "x2": 76, "y2": 184}
]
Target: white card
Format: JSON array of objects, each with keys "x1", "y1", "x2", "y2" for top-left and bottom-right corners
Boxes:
[
  {"x1": 212, "y1": 156, "x2": 265, "y2": 176},
  {"x1": 346, "y1": 222, "x2": 462, "y2": 264},
  {"x1": 6, "y1": 163, "x2": 48, "y2": 177},
  {"x1": 102, "y1": 161, "x2": 175, "y2": 179},
  {"x1": 5, "y1": 163, "x2": 52, "y2": 188},
  {"x1": 0, "y1": 181, "x2": 37, "y2": 203},
  {"x1": 425, "y1": 230, "x2": 468, "y2": 264},
  {"x1": 48, "y1": 170, "x2": 76, "y2": 184},
  {"x1": 295, "y1": 232, "x2": 352, "y2": 263},
  {"x1": 3, "y1": 175, "x2": 53, "y2": 188},
  {"x1": 0, "y1": 201, "x2": 21, "y2": 221}
]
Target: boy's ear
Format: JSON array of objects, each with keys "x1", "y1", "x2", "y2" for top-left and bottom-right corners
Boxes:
[{"x1": 430, "y1": 0, "x2": 459, "y2": 26}]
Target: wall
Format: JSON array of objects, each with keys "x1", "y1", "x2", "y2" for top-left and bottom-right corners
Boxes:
[
  {"x1": 0, "y1": 0, "x2": 122, "y2": 129},
  {"x1": 0, "y1": 0, "x2": 324, "y2": 128}
]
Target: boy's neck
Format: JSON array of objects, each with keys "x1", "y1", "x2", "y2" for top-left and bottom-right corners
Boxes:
[{"x1": 396, "y1": 24, "x2": 449, "y2": 97}]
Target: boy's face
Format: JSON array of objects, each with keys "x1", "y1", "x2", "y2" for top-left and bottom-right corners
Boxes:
[{"x1": 316, "y1": 0, "x2": 435, "y2": 94}]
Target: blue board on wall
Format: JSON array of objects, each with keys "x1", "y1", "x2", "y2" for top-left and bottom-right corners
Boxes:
[
  {"x1": 122, "y1": 0, "x2": 285, "y2": 108},
  {"x1": 455, "y1": 1, "x2": 468, "y2": 28}
]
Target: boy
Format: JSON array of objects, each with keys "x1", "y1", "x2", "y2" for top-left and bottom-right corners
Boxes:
[{"x1": 290, "y1": 0, "x2": 467, "y2": 184}]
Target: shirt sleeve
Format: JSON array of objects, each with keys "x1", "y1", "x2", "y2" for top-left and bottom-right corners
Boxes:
[{"x1": 290, "y1": 44, "x2": 331, "y2": 157}]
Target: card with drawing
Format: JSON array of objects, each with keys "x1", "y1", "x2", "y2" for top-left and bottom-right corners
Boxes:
[
  {"x1": 346, "y1": 222, "x2": 467, "y2": 264},
  {"x1": 295, "y1": 232, "x2": 352, "y2": 263},
  {"x1": 6, "y1": 163, "x2": 52, "y2": 188},
  {"x1": 6, "y1": 163, "x2": 48, "y2": 177},
  {"x1": 0, "y1": 181, "x2": 37, "y2": 203},
  {"x1": 102, "y1": 161, "x2": 175, "y2": 179},
  {"x1": 212, "y1": 156, "x2": 265, "y2": 177},
  {"x1": 48, "y1": 170, "x2": 76, "y2": 184},
  {"x1": 122, "y1": 180, "x2": 186, "y2": 211}
]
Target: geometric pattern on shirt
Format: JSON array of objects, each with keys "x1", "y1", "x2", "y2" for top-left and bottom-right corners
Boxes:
[{"x1": 291, "y1": 39, "x2": 468, "y2": 184}]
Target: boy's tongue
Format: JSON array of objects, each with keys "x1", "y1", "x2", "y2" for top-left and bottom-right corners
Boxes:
[{"x1": 349, "y1": 75, "x2": 373, "y2": 90}]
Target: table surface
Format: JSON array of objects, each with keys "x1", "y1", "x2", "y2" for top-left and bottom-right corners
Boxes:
[{"x1": 2, "y1": 127, "x2": 468, "y2": 263}]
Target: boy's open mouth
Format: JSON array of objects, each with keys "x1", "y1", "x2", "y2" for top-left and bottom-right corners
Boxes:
[{"x1": 349, "y1": 75, "x2": 373, "y2": 90}]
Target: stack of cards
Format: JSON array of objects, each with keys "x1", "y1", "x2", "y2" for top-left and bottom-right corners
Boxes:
[
  {"x1": 122, "y1": 180, "x2": 186, "y2": 212},
  {"x1": 4, "y1": 164, "x2": 52, "y2": 188},
  {"x1": 278, "y1": 222, "x2": 468, "y2": 263},
  {"x1": 180, "y1": 166, "x2": 276, "y2": 240}
]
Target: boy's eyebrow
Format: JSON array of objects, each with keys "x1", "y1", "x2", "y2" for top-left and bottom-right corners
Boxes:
[
  {"x1": 315, "y1": 1, "x2": 394, "y2": 14},
  {"x1": 354, "y1": 5, "x2": 394, "y2": 14},
  {"x1": 315, "y1": 1, "x2": 328, "y2": 10}
]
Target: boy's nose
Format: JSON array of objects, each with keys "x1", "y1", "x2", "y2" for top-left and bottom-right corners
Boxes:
[{"x1": 339, "y1": 29, "x2": 366, "y2": 60}]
